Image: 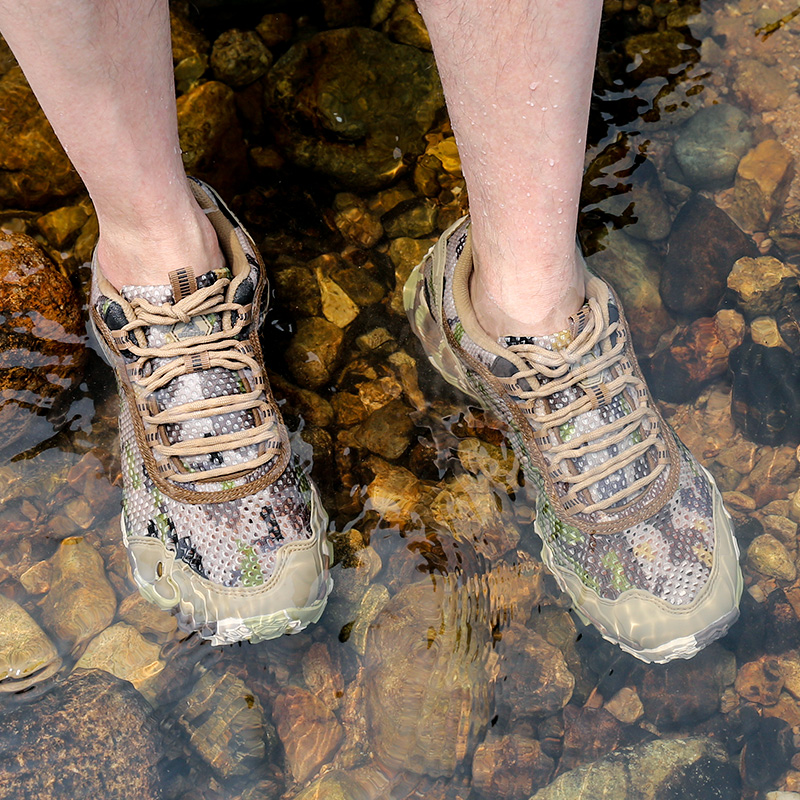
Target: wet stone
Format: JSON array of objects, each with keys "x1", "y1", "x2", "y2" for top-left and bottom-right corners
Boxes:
[
  {"x1": 735, "y1": 59, "x2": 794, "y2": 114},
  {"x1": 623, "y1": 30, "x2": 697, "y2": 82},
  {"x1": 333, "y1": 193, "x2": 384, "y2": 248},
  {"x1": 736, "y1": 656, "x2": 785, "y2": 705},
  {"x1": 0, "y1": 669, "x2": 162, "y2": 799},
  {"x1": 273, "y1": 685, "x2": 344, "y2": 784},
  {"x1": 727, "y1": 256, "x2": 799, "y2": 319},
  {"x1": 777, "y1": 288, "x2": 800, "y2": 352},
  {"x1": 672, "y1": 104, "x2": 752, "y2": 190},
  {"x1": 728, "y1": 140, "x2": 794, "y2": 233},
  {"x1": 586, "y1": 229, "x2": 672, "y2": 352},
  {"x1": 382, "y1": 198, "x2": 438, "y2": 239},
  {"x1": 170, "y1": 8, "x2": 209, "y2": 92},
  {"x1": 285, "y1": 317, "x2": 344, "y2": 389},
  {"x1": 0, "y1": 68, "x2": 82, "y2": 207},
  {"x1": 39, "y1": 537, "x2": 117, "y2": 648},
  {"x1": 177, "y1": 80, "x2": 248, "y2": 195},
  {"x1": 267, "y1": 28, "x2": 444, "y2": 190},
  {"x1": 495, "y1": 623, "x2": 574, "y2": 723},
  {"x1": 315, "y1": 264, "x2": 360, "y2": 328},
  {"x1": 302, "y1": 642, "x2": 344, "y2": 710},
  {"x1": 211, "y1": 29, "x2": 272, "y2": 88},
  {"x1": 471, "y1": 734, "x2": 554, "y2": 799},
  {"x1": 747, "y1": 534, "x2": 796, "y2": 581},
  {"x1": 35, "y1": 204, "x2": 91, "y2": 250},
  {"x1": 729, "y1": 341, "x2": 800, "y2": 446},
  {"x1": 638, "y1": 643, "x2": 735, "y2": 728},
  {"x1": 273, "y1": 264, "x2": 321, "y2": 317},
  {"x1": 0, "y1": 594, "x2": 60, "y2": 692},
  {"x1": 74, "y1": 622, "x2": 164, "y2": 698},
  {"x1": 740, "y1": 717, "x2": 794, "y2": 790},
  {"x1": 364, "y1": 458, "x2": 423, "y2": 525},
  {"x1": 176, "y1": 667, "x2": 273, "y2": 779},
  {"x1": 646, "y1": 316, "x2": 733, "y2": 403},
  {"x1": 118, "y1": 591, "x2": 179, "y2": 641},
  {"x1": 530, "y1": 737, "x2": 736, "y2": 800},
  {"x1": 388, "y1": 236, "x2": 437, "y2": 314},
  {"x1": 762, "y1": 515, "x2": 798, "y2": 546},
  {"x1": 0, "y1": 232, "x2": 86, "y2": 454},
  {"x1": 377, "y1": 0, "x2": 431, "y2": 51},
  {"x1": 751, "y1": 316, "x2": 788, "y2": 349},
  {"x1": 364, "y1": 575, "x2": 492, "y2": 777},
  {"x1": 355, "y1": 399, "x2": 414, "y2": 460},
  {"x1": 605, "y1": 686, "x2": 644, "y2": 724},
  {"x1": 255, "y1": 13, "x2": 293, "y2": 48},
  {"x1": 660, "y1": 194, "x2": 756, "y2": 317}
]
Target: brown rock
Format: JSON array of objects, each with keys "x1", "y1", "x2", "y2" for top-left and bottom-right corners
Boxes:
[
  {"x1": 495, "y1": 623, "x2": 574, "y2": 722},
  {"x1": 255, "y1": 13, "x2": 293, "y2": 48},
  {"x1": 118, "y1": 592, "x2": 179, "y2": 642},
  {"x1": 605, "y1": 686, "x2": 644, "y2": 723},
  {"x1": 177, "y1": 668, "x2": 274, "y2": 779},
  {"x1": 735, "y1": 59, "x2": 793, "y2": 113},
  {"x1": 333, "y1": 192, "x2": 384, "y2": 248},
  {"x1": 624, "y1": 30, "x2": 697, "y2": 81},
  {"x1": 383, "y1": 198, "x2": 438, "y2": 239},
  {"x1": 35, "y1": 204, "x2": 91, "y2": 250},
  {"x1": 638, "y1": 643, "x2": 735, "y2": 728},
  {"x1": 762, "y1": 515, "x2": 798, "y2": 545},
  {"x1": 267, "y1": 370, "x2": 334, "y2": 427},
  {"x1": 365, "y1": 457, "x2": 423, "y2": 525},
  {"x1": 177, "y1": 80, "x2": 248, "y2": 195},
  {"x1": 331, "y1": 392, "x2": 368, "y2": 427},
  {"x1": 170, "y1": 9, "x2": 209, "y2": 92},
  {"x1": 727, "y1": 256, "x2": 799, "y2": 318},
  {"x1": 39, "y1": 537, "x2": 117, "y2": 648},
  {"x1": 302, "y1": 642, "x2": 345, "y2": 710},
  {"x1": 586, "y1": 229, "x2": 672, "y2": 352},
  {"x1": 714, "y1": 309, "x2": 747, "y2": 351},
  {"x1": 378, "y1": 0, "x2": 432, "y2": 51},
  {"x1": 0, "y1": 68, "x2": 82, "y2": 207},
  {"x1": 388, "y1": 236, "x2": 437, "y2": 314},
  {"x1": 647, "y1": 316, "x2": 733, "y2": 403},
  {"x1": 472, "y1": 734, "x2": 554, "y2": 799},
  {"x1": 751, "y1": 316, "x2": 788, "y2": 349},
  {"x1": 267, "y1": 28, "x2": 444, "y2": 190},
  {"x1": 735, "y1": 657, "x2": 784, "y2": 705},
  {"x1": 285, "y1": 317, "x2": 344, "y2": 389},
  {"x1": 0, "y1": 669, "x2": 162, "y2": 800},
  {"x1": 728, "y1": 140, "x2": 794, "y2": 232},
  {"x1": 0, "y1": 232, "x2": 86, "y2": 453},
  {"x1": 273, "y1": 264, "x2": 321, "y2": 317},
  {"x1": 356, "y1": 399, "x2": 414, "y2": 459},
  {"x1": 210, "y1": 29, "x2": 272, "y2": 88},
  {"x1": 747, "y1": 534, "x2": 796, "y2": 581},
  {"x1": 364, "y1": 574, "x2": 492, "y2": 777},
  {"x1": 660, "y1": 195, "x2": 756, "y2": 317},
  {"x1": 274, "y1": 685, "x2": 344, "y2": 783},
  {"x1": 560, "y1": 706, "x2": 624, "y2": 773}
]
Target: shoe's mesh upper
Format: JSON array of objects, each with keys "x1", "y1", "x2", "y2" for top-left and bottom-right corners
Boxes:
[
  {"x1": 95, "y1": 193, "x2": 313, "y2": 589},
  {"x1": 424, "y1": 218, "x2": 718, "y2": 605}
]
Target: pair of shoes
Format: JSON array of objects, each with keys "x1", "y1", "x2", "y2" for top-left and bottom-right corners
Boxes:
[
  {"x1": 90, "y1": 178, "x2": 331, "y2": 645},
  {"x1": 404, "y1": 216, "x2": 743, "y2": 663}
]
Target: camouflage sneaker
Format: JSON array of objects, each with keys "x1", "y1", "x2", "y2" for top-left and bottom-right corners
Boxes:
[
  {"x1": 89, "y1": 178, "x2": 331, "y2": 645},
  {"x1": 404, "y1": 216, "x2": 742, "y2": 663}
]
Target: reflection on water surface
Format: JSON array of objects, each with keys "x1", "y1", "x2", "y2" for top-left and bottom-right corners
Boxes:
[{"x1": 1, "y1": 0, "x2": 800, "y2": 798}]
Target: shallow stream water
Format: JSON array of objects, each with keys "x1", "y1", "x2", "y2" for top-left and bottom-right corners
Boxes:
[{"x1": 1, "y1": 1, "x2": 800, "y2": 798}]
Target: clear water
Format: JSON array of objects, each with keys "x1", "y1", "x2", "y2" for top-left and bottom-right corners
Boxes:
[{"x1": 1, "y1": 1, "x2": 800, "y2": 799}]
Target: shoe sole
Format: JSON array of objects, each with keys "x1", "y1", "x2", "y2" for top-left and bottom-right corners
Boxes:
[
  {"x1": 87, "y1": 181, "x2": 333, "y2": 645},
  {"x1": 403, "y1": 224, "x2": 743, "y2": 663}
]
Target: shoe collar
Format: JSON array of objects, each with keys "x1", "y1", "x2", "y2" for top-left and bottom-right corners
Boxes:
[{"x1": 450, "y1": 224, "x2": 612, "y2": 372}]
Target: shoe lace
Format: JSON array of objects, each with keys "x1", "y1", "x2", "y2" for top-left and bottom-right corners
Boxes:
[
  {"x1": 500, "y1": 296, "x2": 667, "y2": 516},
  {"x1": 119, "y1": 276, "x2": 280, "y2": 484}
]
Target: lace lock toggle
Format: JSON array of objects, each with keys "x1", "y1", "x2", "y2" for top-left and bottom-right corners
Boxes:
[{"x1": 578, "y1": 362, "x2": 612, "y2": 410}]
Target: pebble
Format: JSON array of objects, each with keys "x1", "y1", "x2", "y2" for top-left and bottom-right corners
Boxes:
[
  {"x1": 727, "y1": 256, "x2": 799, "y2": 318},
  {"x1": 472, "y1": 735, "x2": 554, "y2": 799},
  {"x1": 735, "y1": 657, "x2": 785, "y2": 705},
  {"x1": 285, "y1": 317, "x2": 345, "y2": 389},
  {"x1": 605, "y1": 686, "x2": 645, "y2": 724},
  {"x1": 747, "y1": 534, "x2": 796, "y2": 581}
]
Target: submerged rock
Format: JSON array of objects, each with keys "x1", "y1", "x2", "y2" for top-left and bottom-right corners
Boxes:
[
  {"x1": 364, "y1": 574, "x2": 493, "y2": 778},
  {"x1": 471, "y1": 734, "x2": 554, "y2": 799},
  {"x1": 210, "y1": 29, "x2": 272, "y2": 88},
  {"x1": 175, "y1": 667, "x2": 274, "y2": 779},
  {"x1": 0, "y1": 68, "x2": 81, "y2": 207},
  {"x1": 274, "y1": 685, "x2": 345, "y2": 784},
  {"x1": 0, "y1": 233, "x2": 85, "y2": 454},
  {"x1": 0, "y1": 669, "x2": 162, "y2": 799},
  {"x1": 0, "y1": 594, "x2": 60, "y2": 692},
  {"x1": 267, "y1": 28, "x2": 444, "y2": 190},
  {"x1": 585, "y1": 229, "x2": 672, "y2": 352},
  {"x1": 530, "y1": 737, "x2": 738, "y2": 800},
  {"x1": 727, "y1": 256, "x2": 799, "y2": 319},
  {"x1": 285, "y1": 317, "x2": 344, "y2": 389},
  {"x1": 672, "y1": 104, "x2": 752, "y2": 190},
  {"x1": 660, "y1": 195, "x2": 756, "y2": 317},
  {"x1": 39, "y1": 537, "x2": 117, "y2": 649},
  {"x1": 729, "y1": 340, "x2": 800, "y2": 445}
]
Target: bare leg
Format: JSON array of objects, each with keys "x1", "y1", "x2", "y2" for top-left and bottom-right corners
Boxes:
[
  {"x1": 0, "y1": 0, "x2": 223, "y2": 288},
  {"x1": 416, "y1": 0, "x2": 602, "y2": 337}
]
